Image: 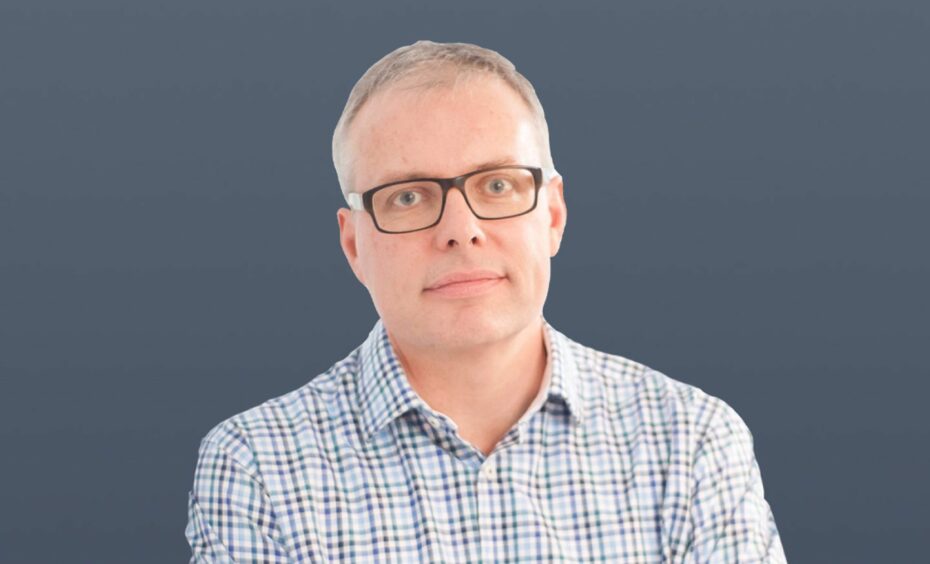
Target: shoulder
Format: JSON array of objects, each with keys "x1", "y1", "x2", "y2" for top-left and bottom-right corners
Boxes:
[
  {"x1": 195, "y1": 348, "x2": 362, "y2": 469},
  {"x1": 563, "y1": 332, "x2": 750, "y2": 443}
]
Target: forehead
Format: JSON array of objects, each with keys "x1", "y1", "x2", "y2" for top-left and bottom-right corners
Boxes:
[{"x1": 347, "y1": 75, "x2": 542, "y2": 190}]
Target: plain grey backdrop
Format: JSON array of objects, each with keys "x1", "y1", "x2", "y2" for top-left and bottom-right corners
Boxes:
[{"x1": 2, "y1": 0, "x2": 928, "y2": 562}]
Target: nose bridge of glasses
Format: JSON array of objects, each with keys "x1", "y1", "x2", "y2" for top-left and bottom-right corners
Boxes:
[
  {"x1": 441, "y1": 181, "x2": 476, "y2": 218},
  {"x1": 443, "y1": 175, "x2": 469, "y2": 198}
]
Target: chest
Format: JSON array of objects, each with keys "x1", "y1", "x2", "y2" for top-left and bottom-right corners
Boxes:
[{"x1": 260, "y1": 414, "x2": 689, "y2": 562}]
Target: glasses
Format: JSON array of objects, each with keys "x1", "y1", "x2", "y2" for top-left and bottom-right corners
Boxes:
[{"x1": 345, "y1": 165, "x2": 556, "y2": 234}]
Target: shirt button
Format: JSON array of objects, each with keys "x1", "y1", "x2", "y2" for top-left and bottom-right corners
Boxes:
[
  {"x1": 480, "y1": 464, "x2": 496, "y2": 478},
  {"x1": 426, "y1": 415, "x2": 440, "y2": 428}
]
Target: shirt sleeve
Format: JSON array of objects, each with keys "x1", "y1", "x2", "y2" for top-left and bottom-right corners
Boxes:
[
  {"x1": 685, "y1": 399, "x2": 787, "y2": 563},
  {"x1": 185, "y1": 433, "x2": 294, "y2": 563}
]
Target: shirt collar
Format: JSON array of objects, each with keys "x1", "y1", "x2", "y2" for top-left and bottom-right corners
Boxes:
[{"x1": 356, "y1": 317, "x2": 586, "y2": 444}]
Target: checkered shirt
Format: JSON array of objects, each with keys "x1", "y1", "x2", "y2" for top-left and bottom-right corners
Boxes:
[{"x1": 186, "y1": 317, "x2": 786, "y2": 562}]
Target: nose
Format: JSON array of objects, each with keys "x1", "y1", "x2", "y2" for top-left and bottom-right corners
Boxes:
[{"x1": 432, "y1": 187, "x2": 485, "y2": 249}]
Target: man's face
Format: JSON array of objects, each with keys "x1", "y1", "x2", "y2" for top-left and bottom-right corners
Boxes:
[{"x1": 337, "y1": 75, "x2": 567, "y2": 353}]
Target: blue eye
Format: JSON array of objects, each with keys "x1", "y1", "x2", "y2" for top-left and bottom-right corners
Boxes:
[
  {"x1": 395, "y1": 191, "x2": 420, "y2": 206},
  {"x1": 485, "y1": 178, "x2": 513, "y2": 195}
]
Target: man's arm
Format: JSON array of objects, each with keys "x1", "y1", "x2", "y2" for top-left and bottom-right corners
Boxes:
[
  {"x1": 185, "y1": 431, "x2": 293, "y2": 563},
  {"x1": 687, "y1": 399, "x2": 787, "y2": 563}
]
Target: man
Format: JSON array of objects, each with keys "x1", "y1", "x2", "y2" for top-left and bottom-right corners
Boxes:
[{"x1": 187, "y1": 40, "x2": 786, "y2": 562}]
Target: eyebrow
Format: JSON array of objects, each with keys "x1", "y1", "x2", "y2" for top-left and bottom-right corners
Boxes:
[{"x1": 377, "y1": 157, "x2": 520, "y2": 186}]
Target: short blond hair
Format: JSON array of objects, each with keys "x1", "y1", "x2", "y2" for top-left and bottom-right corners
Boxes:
[{"x1": 331, "y1": 40, "x2": 554, "y2": 198}]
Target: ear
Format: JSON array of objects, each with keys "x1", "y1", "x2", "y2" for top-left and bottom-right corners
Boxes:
[
  {"x1": 546, "y1": 176, "x2": 567, "y2": 257},
  {"x1": 337, "y1": 208, "x2": 366, "y2": 285}
]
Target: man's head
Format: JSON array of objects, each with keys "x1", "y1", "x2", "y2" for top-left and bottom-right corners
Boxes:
[
  {"x1": 332, "y1": 41, "x2": 555, "y2": 198},
  {"x1": 334, "y1": 40, "x2": 567, "y2": 354}
]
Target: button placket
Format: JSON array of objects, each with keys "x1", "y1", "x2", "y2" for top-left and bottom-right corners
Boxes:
[{"x1": 476, "y1": 458, "x2": 498, "y2": 562}]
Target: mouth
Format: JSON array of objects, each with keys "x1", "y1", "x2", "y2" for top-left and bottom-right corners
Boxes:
[
  {"x1": 423, "y1": 275, "x2": 506, "y2": 298},
  {"x1": 427, "y1": 276, "x2": 502, "y2": 290},
  {"x1": 425, "y1": 269, "x2": 506, "y2": 291}
]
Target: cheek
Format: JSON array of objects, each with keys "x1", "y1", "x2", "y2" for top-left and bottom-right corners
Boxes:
[
  {"x1": 506, "y1": 224, "x2": 552, "y2": 283},
  {"x1": 527, "y1": 211, "x2": 555, "y2": 254},
  {"x1": 359, "y1": 240, "x2": 420, "y2": 299}
]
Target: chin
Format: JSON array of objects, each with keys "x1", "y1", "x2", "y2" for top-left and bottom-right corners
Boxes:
[{"x1": 424, "y1": 309, "x2": 526, "y2": 347}]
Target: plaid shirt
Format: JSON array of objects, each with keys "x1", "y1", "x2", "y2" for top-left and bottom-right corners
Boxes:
[{"x1": 186, "y1": 318, "x2": 786, "y2": 562}]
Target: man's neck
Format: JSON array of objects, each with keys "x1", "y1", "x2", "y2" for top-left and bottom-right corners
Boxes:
[{"x1": 387, "y1": 319, "x2": 548, "y2": 456}]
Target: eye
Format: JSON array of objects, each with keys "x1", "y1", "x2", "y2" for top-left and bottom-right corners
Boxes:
[
  {"x1": 390, "y1": 190, "x2": 422, "y2": 208},
  {"x1": 484, "y1": 177, "x2": 514, "y2": 195}
]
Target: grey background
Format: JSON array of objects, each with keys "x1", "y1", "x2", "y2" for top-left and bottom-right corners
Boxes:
[{"x1": 2, "y1": 0, "x2": 928, "y2": 562}]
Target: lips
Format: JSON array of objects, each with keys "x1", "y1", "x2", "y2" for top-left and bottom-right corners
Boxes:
[{"x1": 425, "y1": 269, "x2": 505, "y2": 290}]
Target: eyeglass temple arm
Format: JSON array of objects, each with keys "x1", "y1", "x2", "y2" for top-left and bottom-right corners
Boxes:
[{"x1": 345, "y1": 192, "x2": 363, "y2": 210}]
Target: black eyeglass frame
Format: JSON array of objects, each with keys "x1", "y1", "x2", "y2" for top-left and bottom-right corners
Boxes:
[{"x1": 346, "y1": 165, "x2": 551, "y2": 234}]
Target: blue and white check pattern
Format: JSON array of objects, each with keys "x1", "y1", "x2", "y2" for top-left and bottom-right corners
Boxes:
[{"x1": 187, "y1": 318, "x2": 786, "y2": 562}]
